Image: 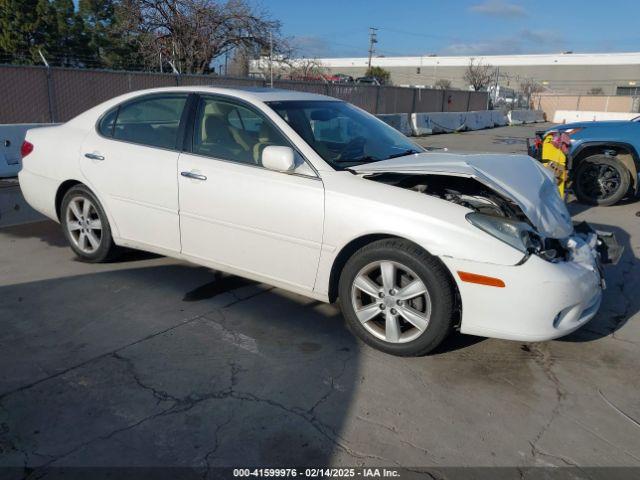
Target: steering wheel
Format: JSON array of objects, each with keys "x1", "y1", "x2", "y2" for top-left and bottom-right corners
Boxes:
[{"x1": 336, "y1": 136, "x2": 367, "y2": 161}]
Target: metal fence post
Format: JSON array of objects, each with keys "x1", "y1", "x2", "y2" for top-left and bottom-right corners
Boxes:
[
  {"x1": 411, "y1": 88, "x2": 417, "y2": 114},
  {"x1": 44, "y1": 66, "x2": 55, "y2": 123}
]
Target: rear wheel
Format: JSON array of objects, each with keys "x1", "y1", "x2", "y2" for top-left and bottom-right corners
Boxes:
[
  {"x1": 574, "y1": 154, "x2": 630, "y2": 206},
  {"x1": 338, "y1": 238, "x2": 455, "y2": 356},
  {"x1": 61, "y1": 185, "x2": 118, "y2": 262}
]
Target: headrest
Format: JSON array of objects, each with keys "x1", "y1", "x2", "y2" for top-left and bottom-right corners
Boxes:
[{"x1": 205, "y1": 115, "x2": 232, "y2": 142}]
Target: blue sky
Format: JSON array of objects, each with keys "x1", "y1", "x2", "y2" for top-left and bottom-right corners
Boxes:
[{"x1": 253, "y1": 0, "x2": 640, "y2": 57}]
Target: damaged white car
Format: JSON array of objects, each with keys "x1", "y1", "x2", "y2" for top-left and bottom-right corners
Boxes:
[{"x1": 18, "y1": 87, "x2": 620, "y2": 356}]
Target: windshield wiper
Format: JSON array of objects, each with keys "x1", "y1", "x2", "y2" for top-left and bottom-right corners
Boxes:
[
  {"x1": 385, "y1": 149, "x2": 420, "y2": 160},
  {"x1": 333, "y1": 155, "x2": 379, "y2": 163}
]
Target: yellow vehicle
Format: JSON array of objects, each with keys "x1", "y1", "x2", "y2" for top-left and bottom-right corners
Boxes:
[{"x1": 528, "y1": 132, "x2": 571, "y2": 199}]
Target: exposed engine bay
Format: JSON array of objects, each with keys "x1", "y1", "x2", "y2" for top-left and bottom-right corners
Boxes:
[
  {"x1": 364, "y1": 172, "x2": 622, "y2": 271},
  {"x1": 365, "y1": 172, "x2": 527, "y2": 220}
]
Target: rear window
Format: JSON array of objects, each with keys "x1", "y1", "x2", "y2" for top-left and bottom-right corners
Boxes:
[
  {"x1": 98, "y1": 109, "x2": 117, "y2": 137},
  {"x1": 98, "y1": 95, "x2": 188, "y2": 149}
]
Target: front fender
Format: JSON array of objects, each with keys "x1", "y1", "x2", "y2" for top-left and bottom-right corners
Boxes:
[
  {"x1": 571, "y1": 140, "x2": 640, "y2": 193},
  {"x1": 313, "y1": 171, "x2": 526, "y2": 297}
]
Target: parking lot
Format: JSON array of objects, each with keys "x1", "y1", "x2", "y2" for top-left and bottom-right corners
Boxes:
[{"x1": 1, "y1": 124, "x2": 639, "y2": 475}]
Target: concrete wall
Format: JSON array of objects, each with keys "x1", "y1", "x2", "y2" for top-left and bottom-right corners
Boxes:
[
  {"x1": 532, "y1": 94, "x2": 639, "y2": 123},
  {"x1": 388, "y1": 109, "x2": 541, "y2": 136},
  {"x1": 553, "y1": 110, "x2": 638, "y2": 123}
]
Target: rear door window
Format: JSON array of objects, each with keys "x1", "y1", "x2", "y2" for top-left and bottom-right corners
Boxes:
[{"x1": 112, "y1": 95, "x2": 188, "y2": 149}]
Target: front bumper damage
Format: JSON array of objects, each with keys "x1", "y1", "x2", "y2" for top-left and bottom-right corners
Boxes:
[{"x1": 440, "y1": 222, "x2": 622, "y2": 342}]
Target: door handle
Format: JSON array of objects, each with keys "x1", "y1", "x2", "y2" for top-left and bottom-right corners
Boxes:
[
  {"x1": 84, "y1": 152, "x2": 105, "y2": 161},
  {"x1": 181, "y1": 171, "x2": 207, "y2": 181}
]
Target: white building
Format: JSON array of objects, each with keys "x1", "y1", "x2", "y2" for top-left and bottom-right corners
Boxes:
[{"x1": 307, "y1": 52, "x2": 640, "y2": 95}]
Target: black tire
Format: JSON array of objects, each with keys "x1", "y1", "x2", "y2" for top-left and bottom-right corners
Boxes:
[
  {"x1": 338, "y1": 238, "x2": 455, "y2": 356},
  {"x1": 60, "y1": 184, "x2": 119, "y2": 263},
  {"x1": 573, "y1": 154, "x2": 631, "y2": 206}
]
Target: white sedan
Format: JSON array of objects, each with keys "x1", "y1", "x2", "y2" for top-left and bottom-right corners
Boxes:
[{"x1": 19, "y1": 87, "x2": 608, "y2": 356}]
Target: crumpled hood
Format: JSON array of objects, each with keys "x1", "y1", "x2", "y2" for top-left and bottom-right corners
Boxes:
[{"x1": 351, "y1": 152, "x2": 574, "y2": 239}]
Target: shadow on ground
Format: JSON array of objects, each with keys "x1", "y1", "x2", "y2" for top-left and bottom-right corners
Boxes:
[
  {"x1": 560, "y1": 221, "x2": 639, "y2": 343},
  {"x1": 0, "y1": 262, "x2": 360, "y2": 474}
]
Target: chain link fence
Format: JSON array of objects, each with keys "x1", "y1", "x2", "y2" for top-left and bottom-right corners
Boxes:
[{"x1": 0, "y1": 64, "x2": 489, "y2": 124}]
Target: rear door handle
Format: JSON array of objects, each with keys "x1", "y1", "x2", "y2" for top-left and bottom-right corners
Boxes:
[
  {"x1": 181, "y1": 171, "x2": 207, "y2": 181},
  {"x1": 84, "y1": 153, "x2": 105, "y2": 161}
]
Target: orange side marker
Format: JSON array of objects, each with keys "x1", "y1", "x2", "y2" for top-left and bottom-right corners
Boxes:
[{"x1": 457, "y1": 271, "x2": 506, "y2": 288}]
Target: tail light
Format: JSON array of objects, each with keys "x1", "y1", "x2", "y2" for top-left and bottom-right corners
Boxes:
[{"x1": 21, "y1": 140, "x2": 33, "y2": 158}]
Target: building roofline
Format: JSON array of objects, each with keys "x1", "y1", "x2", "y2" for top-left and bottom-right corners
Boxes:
[{"x1": 313, "y1": 52, "x2": 640, "y2": 68}]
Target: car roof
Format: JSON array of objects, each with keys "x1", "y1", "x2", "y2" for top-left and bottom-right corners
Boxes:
[{"x1": 120, "y1": 86, "x2": 339, "y2": 103}]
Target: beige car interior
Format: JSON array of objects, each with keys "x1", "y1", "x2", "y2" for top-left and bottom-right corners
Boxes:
[{"x1": 196, "y1": 100, "x2": 287, "y2": 165}]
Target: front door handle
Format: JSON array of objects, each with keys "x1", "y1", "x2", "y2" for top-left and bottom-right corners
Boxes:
[
  {"x1": 84, "y1": 152, "x2": 105, "y2": 161},
  {"x1": 181, "y1": 171, "x2": 207, "y2": 181}
]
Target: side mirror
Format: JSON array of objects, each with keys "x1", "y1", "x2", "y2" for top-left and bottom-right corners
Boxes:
[{"x1": 261, "y1": 146, "x2": 296, "y2": 172}]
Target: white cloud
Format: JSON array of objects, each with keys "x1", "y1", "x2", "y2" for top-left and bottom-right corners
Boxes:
[
  {"x1": 290, "y1": 36, "x2": 333, "y2": 58},
  {"x1": 443, "y1": 41, "x2": 521, "y2": 56},
  {"x1": 442, "y1": 29, "x2": 566, "y2": 55},
  {"x1": 520, "y1": 29, "x2": 564, "y2": 46},
  {"x1": 469, "y1": 0, "x2": 528, "y2": 18}
]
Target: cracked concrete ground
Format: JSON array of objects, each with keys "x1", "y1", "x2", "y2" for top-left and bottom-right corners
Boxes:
[{"x1": 1, "y1": 125, "x2": 639, "y2": 476}]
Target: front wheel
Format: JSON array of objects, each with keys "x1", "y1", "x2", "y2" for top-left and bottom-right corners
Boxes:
[
  {"x1": 61, "y1": 184, "x2": 119, "y2": 262},
  {"x1": 573, "y1": 155, "x2": 630, "y2": 206},
  {"x1": 338, "y1": 239, "x2": 455, "y2": 356}
]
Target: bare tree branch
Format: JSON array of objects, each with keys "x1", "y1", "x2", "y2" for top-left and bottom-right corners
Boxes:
[
  {"x1": 119, "y1": 0, "x2": 285, "y2": 73},
  {"x1": 434, "y1": 78, "x2": 451, "y2": 90},
  {"x1": 464, "y1": 58, "x2": 494, "y2": 91}
]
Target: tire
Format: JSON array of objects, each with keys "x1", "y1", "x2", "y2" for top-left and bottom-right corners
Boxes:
[
  {"x1": 573, "y1": 154, "x2": 630, "y2": 206},
  {"x1": 60, "y1": 184, "x2": 119, "y2": 262},
  {"x1": 338, "y1": 238, "x2": 455, "y2": 356}
]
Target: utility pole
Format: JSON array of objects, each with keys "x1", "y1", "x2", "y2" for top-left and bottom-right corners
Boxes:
[
  {"x1": 269, "y1": 30, "x2": 274, "y2": 88},
  {"x1": 367, "y1": 27, "x2": 378, "y2": 71}
]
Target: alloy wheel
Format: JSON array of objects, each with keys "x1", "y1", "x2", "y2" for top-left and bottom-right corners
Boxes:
[
  {"x1": 65, "y1": 196, "x2": 103, "y2": 254},
  {"x1": 350, "y1": 260, "x2": 432, "y2": 343},
  {"x1": 577, "y1": 163, "x2": 622, "y2": 202}
]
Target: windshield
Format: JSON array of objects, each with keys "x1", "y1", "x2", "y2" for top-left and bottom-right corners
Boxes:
[{"x1": 266, "y1": 100, "x2": 422, "y2": 169}]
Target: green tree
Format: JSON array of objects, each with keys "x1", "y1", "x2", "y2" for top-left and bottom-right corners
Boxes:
[
  {"x1": 365, "y1": 66, "x2": 391, "y2": 85},
  {"x1": 0, "y1": 0, "x2": 89, "y2": 66},
  {"x1": 0, "y1": 0, "x2": 45, "y2": 63},
  {"x1": 42, "y1": 0, "x2": 86, "y2": 66},
  {"x1": 78, "y1": 0, "x2": 143, "y2": 69}
]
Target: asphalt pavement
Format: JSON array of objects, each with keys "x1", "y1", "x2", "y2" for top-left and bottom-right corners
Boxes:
[{"x1": 1, "y1": 124, "x2": 639, "y2": 476}]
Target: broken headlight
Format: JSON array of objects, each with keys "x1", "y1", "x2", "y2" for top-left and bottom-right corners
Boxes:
[{"x1": 466, "y1": 212, "x2": 541, "y2": 253}]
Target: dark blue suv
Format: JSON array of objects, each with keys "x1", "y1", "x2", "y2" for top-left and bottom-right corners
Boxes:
[{"x1": 538, "y1": 117, "x2": 640, "y2": 205}]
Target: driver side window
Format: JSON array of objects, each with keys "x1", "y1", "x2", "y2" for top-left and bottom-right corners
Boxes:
[{"x1": 192, "y1": 97, "x2": 289, "y2": 166}]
